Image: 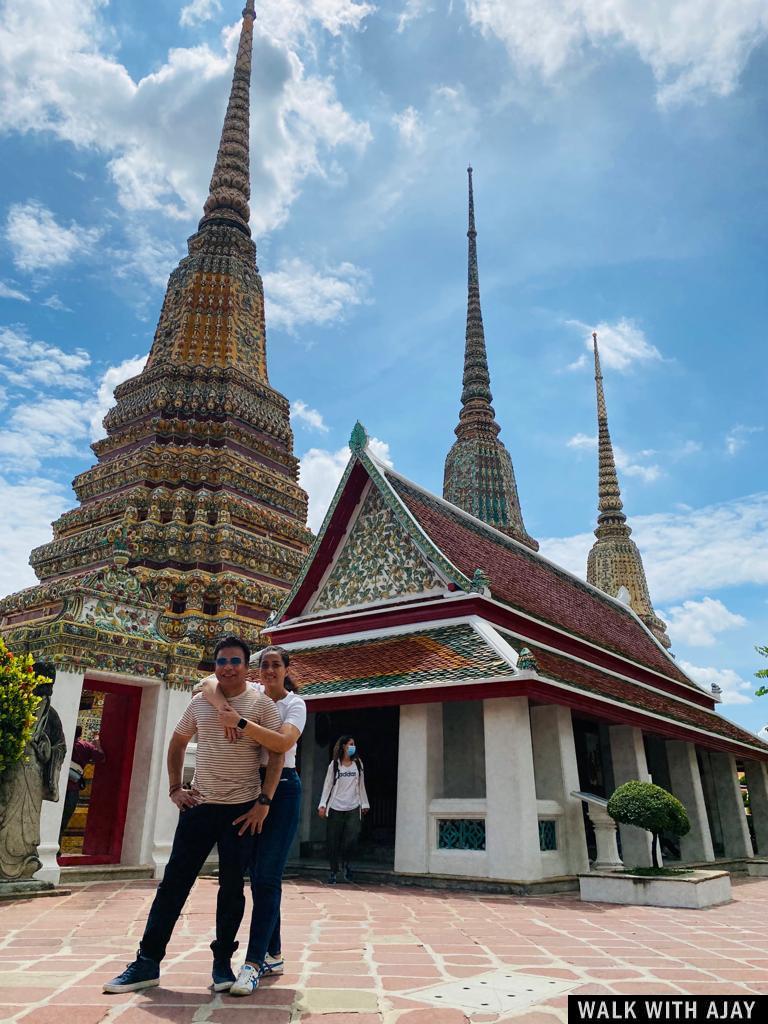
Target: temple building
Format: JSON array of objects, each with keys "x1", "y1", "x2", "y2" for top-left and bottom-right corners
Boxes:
[
  {"x1": 264, "y1": 175, "x2": 768, "y2": 887},
  {"x1": 0, "y1": 0, "x2": 310, "y2": 882}
]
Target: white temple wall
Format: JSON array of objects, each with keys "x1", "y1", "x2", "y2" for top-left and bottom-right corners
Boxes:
[
  {"x1": 442, "y1": 701, "x2": 485, "y2": 798},
  {"x1": 395, "y1": 702, "x2": 444, "y2": 874},
  {"x1": 34, "y1": 668, "x2": 85, "y2": 885},
  {"x1": 744, "y1": 759, "x2": 768, "y2": 856}
]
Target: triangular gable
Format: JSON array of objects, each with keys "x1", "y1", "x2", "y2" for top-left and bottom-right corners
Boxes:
[
  {"x1": 308, "y1": 483, "x2": 446, "y2": 614},
  {"x1": 273, "y1": 427, "x2": 473, "y2": 623}
]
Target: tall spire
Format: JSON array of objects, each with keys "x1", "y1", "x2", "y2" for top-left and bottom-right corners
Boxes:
[
  {"x1": 443, "y1": 167, "x2": 538, "y2": 551},
  {"x1": 586, "y1": 332, "x2": 670, "y2": 648},
  {"x1": 199, "y1": 1, "x2": 256, "y2": 236}
]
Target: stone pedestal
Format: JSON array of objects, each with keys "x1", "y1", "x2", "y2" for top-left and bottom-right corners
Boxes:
[
  {"x1": 666, "y1": 740, "x2": 715, "y2": 862},
  {"x1": 484, "y1": 697, "x2": 540, "y2": 880},
  {"x1": 582, "y1": 798, "x2": 623, "y2": 870},
  {"x1": 744, "y1": 760, "x2": 768, "y2": 857},
  {"x1": 609, "y1": 724, "x2": 653, "y2": 867},
  {"x1": 394, "y1": 703, "x2": 443, "y2": 874}
]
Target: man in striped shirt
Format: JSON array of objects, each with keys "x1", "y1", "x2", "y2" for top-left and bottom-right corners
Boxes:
[{"x1": 104, "y1": 635, "x2": 284, "y2": 994}]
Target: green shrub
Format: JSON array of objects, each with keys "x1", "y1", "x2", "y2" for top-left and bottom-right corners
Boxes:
[
  {"x1": 607, "y1": 780, "x2": 690, "y2": 868},
  {"x1": 0, "y1": 639, "x2": 43, "y2": 777}
]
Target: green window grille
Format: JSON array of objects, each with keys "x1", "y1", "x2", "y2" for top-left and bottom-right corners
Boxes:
[
  {"x1": 437, "y1": 818, "x2": 486, "y2": 851},
  {"x1": 538, "y1": 819, "x2": 557, "y2": 851}
]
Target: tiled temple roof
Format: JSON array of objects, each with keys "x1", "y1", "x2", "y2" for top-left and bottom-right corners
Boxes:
[
  {"x1": 387, "y1": 471, "x2": 692, "y2": 687},
  {"x1": 289, "y1": 623, "x2": 510, "y2": 696}
]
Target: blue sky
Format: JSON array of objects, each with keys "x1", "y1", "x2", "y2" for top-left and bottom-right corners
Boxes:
[{"x1": 1, "y1": 0, "x2": 767, "y2": 735}]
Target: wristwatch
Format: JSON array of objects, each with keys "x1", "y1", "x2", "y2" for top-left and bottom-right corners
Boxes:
[
  {"x1": 237, "y1": 717, "x2": 248, "y2": 730},
  {"x1": 257, "y1": 793, "x2": 272, "y2": 806}
]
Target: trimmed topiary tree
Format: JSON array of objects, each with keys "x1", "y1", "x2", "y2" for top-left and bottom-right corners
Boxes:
[
  {"x1": 0, "y1": 639, "x2": 43, "y2": 778},
  {"x1": 607, "y1": 780, "x2": 690, "y2": 869}
]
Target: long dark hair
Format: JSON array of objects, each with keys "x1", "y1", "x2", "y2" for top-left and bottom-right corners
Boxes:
[
  {"x1": 332, "y1": 734, "x2": 363, "y2": 778},
  {"x1": 256, "y1": 645, "x2": 298, "y2": 692}
]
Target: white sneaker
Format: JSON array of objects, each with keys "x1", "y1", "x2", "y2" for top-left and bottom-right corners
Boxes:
[
  {"x1": 261, "y1": 952, "x2": 284, "y2": 975},
  {"x1": 230, "y1": 963, "x2": 260, "y2": 996}
]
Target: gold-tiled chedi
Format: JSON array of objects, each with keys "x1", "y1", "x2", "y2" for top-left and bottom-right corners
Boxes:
[
  {"x1": 0, "y1": 0, "x2": 311, "y2": 666},
  {"x1": 586, "y1": 332, "x2": 670, "y2": 648},
  {"x1": 442, "y1": 167, "x2": 538, "y2": 550}
]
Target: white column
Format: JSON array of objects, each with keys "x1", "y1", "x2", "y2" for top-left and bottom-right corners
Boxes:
[
  {"x1": 394, "y1": 703, "x2": 443, "y2": 874},
  {"x1": 484, "y1": 697, "x2": 540, "y2": 880},
  {"x1": 146, "y1": 685, "x2": 191, "y2": 878},
  {"x1": 34, "y1": 668, "x2": 85, "y2": 885},
  {"x1": 298, "y1": 713, "x2": 316, "y2": 846},
  {"x1": 666, "y1": 740, "x2": 715, "y2": 862},
  {"x1": 531, "y1": 705, "x2": 588, "y2": 874},
  {"x1": 710, "y1": 751, "x2": 753, "y2": 859},
  {"x1": 609, "y1": 724, "x2": 654, "y2": 867},
  {"x1": 121, "y1": 682, "x2": 161, "y2": 866},
  {"x1": 744, "y1": 760, "x2": 768, "y2": 857}
]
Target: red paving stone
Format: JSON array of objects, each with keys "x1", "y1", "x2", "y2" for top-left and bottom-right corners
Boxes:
[{"x1": 0, "y1": 876, "x2": 767, "y2": 1022}]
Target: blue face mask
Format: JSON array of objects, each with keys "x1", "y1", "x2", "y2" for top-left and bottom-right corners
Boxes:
[{"x1": 347, "y1": 744, "x2": 356, "y2": 757}]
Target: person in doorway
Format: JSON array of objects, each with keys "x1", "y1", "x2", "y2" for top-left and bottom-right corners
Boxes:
[
  {"x1": 59, "y1": 726, "x2": 105, "y2": 847},
  {"x1": 201, "y1": 645, "x2": 306, "y2": 996},
  {"x1": 318, "y1": 735, "x2": 369, "y2": 884},
  {"x1": 103, "y1": 635, "x2": 284, "y2": 995}
]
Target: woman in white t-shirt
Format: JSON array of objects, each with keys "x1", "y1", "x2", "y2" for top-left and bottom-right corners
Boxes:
[
  {"x1": 202, "y1": 646, "x2": 306, "y2": 996},
  {"x1": 318, "y1": 735, "x2": 370, "y2": 884}
]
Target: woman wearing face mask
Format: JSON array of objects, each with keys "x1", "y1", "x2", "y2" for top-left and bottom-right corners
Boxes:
[
  {"x1": 318, "y1": 735, "x2": 370, "y2": 884},
  {"x1": 201, "y1": 646, "x2": 305, "y2": 996}
]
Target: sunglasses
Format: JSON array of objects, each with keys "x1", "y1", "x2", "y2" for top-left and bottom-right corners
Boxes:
[{"x1": 215, "y1": 656, "x2": 244, "y2": 666}]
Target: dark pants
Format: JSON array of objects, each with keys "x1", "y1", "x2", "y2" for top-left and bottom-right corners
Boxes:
[
  {"x1": 245, "y1": 768, "x2": 302, "y2": 964},
  {"x1": 59, "y1": 785, "x2": 80, "y2": 842},
  {"x1": 140, "y1": 800, "x2": 254, "y2": 964},
  {"x1": 327, "y1": 808, "x2": 360, "y2": 873}
]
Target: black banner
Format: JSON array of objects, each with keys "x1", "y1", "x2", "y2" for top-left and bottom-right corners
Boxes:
[{"x1": 568, "y1": 996, "x2": 766, "y2": 1023}]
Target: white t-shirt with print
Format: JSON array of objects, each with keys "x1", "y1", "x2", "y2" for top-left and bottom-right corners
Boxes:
[
  {"x1": 251, "y1": 684, "x2": 307, "y2": 768},
  {"x1": 328, "y1": 762, "x2": 361, "y2": 812}
]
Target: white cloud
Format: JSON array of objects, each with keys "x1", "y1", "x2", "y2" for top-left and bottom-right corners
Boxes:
[
  {"x1": 397, "y1": 0, "x2": 433, "y2": 32},
  {"x1": 291, "y1": 400, "x2": 329, "y2": 433},
  {"x1": 5, "y1": 201, "x2": 101, "y2": 273},
  {"x1": 299, "y1": 436, "x2": 393, "y2": 531},
  {"x1": 264, "y1": 258, "x2": 371, "y2": 332},
  {"x1": 42, "y1": 294, "x2": 73, "y2": 313},
  {"x1": 663, "y1": 596, "x2": 747, "y2": 647},
  {"x1": 678, "y1": 660, "x2": 754, "y2": 706},
  {"x1": 180, "y1": 0, "x2": 222, "y2": 28},
  {"x1": 465, "y1": 0, "x2": 768, "y2": 106},
  {"x1": 566, "y1": 432, "x2": 662, "y2": 483},
  {"x1": 90, "y1": 354, "x2": 148, "y2": 440},
  {"x1": 0, "y1": 1, "x2": 371, "y2": 236},
  {"x1": 111, "y1": 227, "x2": 181, "y2": 289},
  {"x1": 0, "y1": 281, "x2": 30, "y2": 302},
  {"x1": 567, "y1": 317, "x2": 662, "y2": 373},
  {"x1": 540, "y1": 492, "x2": 768, "y2": 604},
  {"x1": 725, "y1": 424, "x2": 763, "y2": 456},
  {"x1": 0, "y1": 475, "x2": 71, "y2": 594},
  {"x1": 392, "y1": 106, "x2": 424, "y2": 147},
  {"x1": 0, "y1": 326, "x2": 91, "y2": 390}
]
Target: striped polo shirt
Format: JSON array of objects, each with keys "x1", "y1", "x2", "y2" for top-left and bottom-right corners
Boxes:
[{"x1": 175, "y1": 689, "x2": 282, "y2": 804}]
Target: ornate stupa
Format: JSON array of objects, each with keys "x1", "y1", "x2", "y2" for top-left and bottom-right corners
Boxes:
[
  {"x1": 0, "y1": 1, "x2": 311, "y2": 677},
  {"x1": 443, "y1": 167, "x2": 538, "y2": 550},
  {"x1": 586, "y1": 332, "x2": 670, "y2": 648}
]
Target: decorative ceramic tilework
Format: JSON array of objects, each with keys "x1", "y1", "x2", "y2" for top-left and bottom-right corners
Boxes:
[
  {"x1": 312, "y1": 485, "x2": 444, "y2": 612},
  {"x1": 438, "y1": 818, "x2": 486, "y2": 851}
]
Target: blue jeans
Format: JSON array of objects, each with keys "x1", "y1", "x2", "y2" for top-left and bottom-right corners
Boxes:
[
  {"x1": 245, "y1": 768, "x2": 302, "y2": 964},
  {"x1": 140, "y1": 800, "x2": 255, "y2": 963}
]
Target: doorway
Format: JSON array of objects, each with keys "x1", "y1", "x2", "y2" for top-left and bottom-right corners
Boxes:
[{"x1": 58, "y1": 679, "x2": 142, "y2": 866}]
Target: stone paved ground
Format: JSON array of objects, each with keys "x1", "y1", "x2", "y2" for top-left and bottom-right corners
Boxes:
[{"x1": 1, "y1": 876, "x2": 767, "y2": 1024}]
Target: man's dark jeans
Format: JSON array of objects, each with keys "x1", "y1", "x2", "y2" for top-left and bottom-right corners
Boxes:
[
  {"x1": 244, "y1": 768, "x2": 302, "y2": 964},
  {"x1": 140, "y1": 800, "x2": 254, "y2": 963}
]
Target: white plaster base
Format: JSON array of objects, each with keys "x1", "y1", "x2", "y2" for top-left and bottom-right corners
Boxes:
[
  {"x1": 578, "y1": 869, "x2": 731, "y2": 908},
  {"x1": 746, "y1": 860, "x2": 768, "y2": 877}
]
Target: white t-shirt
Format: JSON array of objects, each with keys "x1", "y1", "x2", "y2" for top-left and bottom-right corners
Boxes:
[
  {"x1": 251, "y1": 684, "x2": 306, "y2": 768},
  {"x1": 328, "y1": 762, "x2": 361, "y2": 812}
]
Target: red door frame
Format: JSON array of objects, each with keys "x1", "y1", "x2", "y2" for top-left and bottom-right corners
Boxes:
[{"x1": 58, "y1": 679, "x2": 143, "y2": 866}]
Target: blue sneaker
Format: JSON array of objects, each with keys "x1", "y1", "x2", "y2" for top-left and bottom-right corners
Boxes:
[
  {"x1": 212, "y1": 959, "x2": 236, "y2": 992},
  {"x1": 230, "y1": 963, "x2": 260, "y2": 996},
  {"x1": 103, "y1": 953, "x2": 159, "y2": 993}
]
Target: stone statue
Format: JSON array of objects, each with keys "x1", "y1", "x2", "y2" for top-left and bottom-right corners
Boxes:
[{"x1": 0, "y1": 680, "x2": 67, "y2": 881}]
